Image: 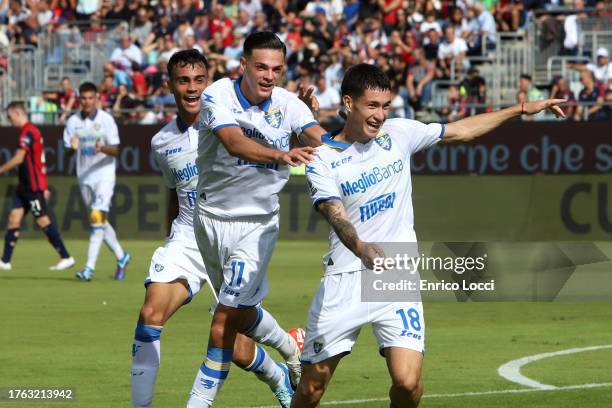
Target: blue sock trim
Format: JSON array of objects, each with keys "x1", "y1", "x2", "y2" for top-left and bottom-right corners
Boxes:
[
  {"x1": 206, "y1": 347, "x2": 233, "y2": 363},
  {"x1": 243, "y1": 306, "x2": 264, "y2": 336},
  {"x1": 246, "y1": 345, "x2": 266, "y2": 372},
  {"x1": 134, "y1": 321, "x2": 162, "y2": 342},
  {"x1": 200, "y1": 362, "x2": 229, "y2": 379}
]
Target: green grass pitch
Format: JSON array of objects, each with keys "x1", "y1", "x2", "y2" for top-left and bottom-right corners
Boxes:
[{"x1": 1, "y1": 239, "x2": 611, "y2": 407}]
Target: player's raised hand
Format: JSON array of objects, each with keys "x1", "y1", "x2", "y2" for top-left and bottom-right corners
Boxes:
[
  {"x1": 523, "y1": 99, "x2": 566, "y2": 118},
  {"x1": 358, "y1": 241, "x2": 386, "y2": 271},
  {"x1": 279, "y1": 146, "x2": 316, "y2": 166},
  {"x1": 298, "y1": 84, "x2": 319, "y2": 115}
]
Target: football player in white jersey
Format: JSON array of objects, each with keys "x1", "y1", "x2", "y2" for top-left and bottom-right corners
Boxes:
[
  {"x1": 187, "y1": 32, "x2": 327, "y2": 407},
  {"x1": 132, "y1": 50, "x2": 301, "y2": 408},
  {"x1": 293, "y1": 64, "x2": 565, "y2": 408},
  {"x1": 63, "y1": 82, "x2": 131, "y2": 281}
]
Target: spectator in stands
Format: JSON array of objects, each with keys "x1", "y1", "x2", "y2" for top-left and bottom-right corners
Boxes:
[
  {"x1": 233, "y1": 9, "x2": 253, "y2": 37},
  {"x1": 98, "y1": 75, "x2": 116, "y2": 109},
  {"x1": 420, "y1": 11, "x2": 442, "y2": 36},
  {"x1": 406, "y1": 48, "x2": 435, "y2": 111},
  {"x1": 112, "y1": 83, "x2": 137, "y2": 123},
  {"x1": 104, "y1": 62, "x2": 132, "y2": 88},
  {"x1": 467, "y1": 2, "x2": 497, "y2": 54},
  {"x1": 550, "y1": 75, "x2": 577, "y2": 119},
  {"x1": 495, "y1": 0, "x2": 525, "y2": 33},
  {"x1": 223, "y1": 30, "x2": 244, "y2": 60},
  {"x1": 75, "y1": 0, "x2": 99, "y2": 21},
  {"x1": 439, "y1": 85, "x2": 466, "y2": 123},
  {"x1": 459, "y1": 67, "x2": 487, "y2": 113},
  {"x1": 568, "y1": 47, "x2": 612, "y2": 90},
  {"x1": 561, "y1": 0, "x2": 586, "y2": 56},
  {"x1": 518, "y1": 74, "x2": 543, "y2": 101},
  {"x1": 448, "y1": 7, "x2": 470, "y2": 39},
  {"x1": 110, "y1": 34, "x2": 143, "y2": 71},
  {"x1": 312, "y1": 74, "x2": 341, "y2": 125},
  {"x1": 104, "y1": 0, "x2": 134, "y2": 23},
  {"x1": 239, "y1": 0, "x2": 262, "y2": 20},
  {"x1": 37, "y1": 1, "x2": 54, "y2": 30},
  {"x1": 150, "y1": 80, "x2": 175, "y2": 108},
  {"x1": 210, "y1": 3, "x2": 234, "y2": 47},
  {"x1": 422, "y1": 28, "x2": 441, "y2": 61},
  {"x1": 131, "y1": 7, "x2": 153, "y2": 47},
  {"x1": 132, "y1": 63, "x2": 147, "y2": 100},
  {"x1": 574, "y1": 70, "x2": 605, "y2": 121},
  {"x1": 438, "y1": 26, "x2": 468, "y2": 79}
]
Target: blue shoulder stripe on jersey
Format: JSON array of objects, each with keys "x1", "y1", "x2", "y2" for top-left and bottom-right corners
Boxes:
[
  {"x1": 213, "y1": 123, "x2": 240, "y2": 132},
  {"x1": 313, "y1": 196, "x2": 342, "y2": 207},
  {"x1": 176, "y1": 116, "x2": 201, "y2": 133},
  {"x1": 302, "y1": 121, "x2": 317, "y2": 131},
  {"x1": 439, "y1": 123, "x2": 446, "y2": 139},
  {"x1": 233, "y1": 77, "x2": 272, "y2": 112},
  {"x1": 322, "y1": 132, "x2": 352, "y2": 150}
]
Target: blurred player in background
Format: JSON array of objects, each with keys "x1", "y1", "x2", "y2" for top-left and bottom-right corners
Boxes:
[
  {"x1": 187, "y1": 31, "x2": 326, "y2": 408},
  {"x1": 131, "y1": 49, "x2": 299, "y2": 408},
  {"x1": 63, "y1": 82, "x2": 131, "y2": 281},
  {"x1": 0, "y1": 102, "x2": 74, "y2": 271},
  {"x1": 294, "y1": 64, "x2": 565, "y2": 408}
]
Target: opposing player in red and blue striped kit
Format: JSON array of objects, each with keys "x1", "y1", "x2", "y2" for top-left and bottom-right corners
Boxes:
[{"x1": 0, "y1": 102, "x2": 74, "y2": 271}]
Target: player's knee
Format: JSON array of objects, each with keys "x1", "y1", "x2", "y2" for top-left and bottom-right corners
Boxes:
[
  {"x1": 139, "y1": 303, "x2": 166, "y2": 326},
  {"x1": 89, "y1": 209, "x2": 106, "y2": 227},
  {"x1": 392, "y1": 375, "x2": 423, "y2": 401},
  {"x1": 296, "y1": 376, "x2": 327, "y2": 404}
]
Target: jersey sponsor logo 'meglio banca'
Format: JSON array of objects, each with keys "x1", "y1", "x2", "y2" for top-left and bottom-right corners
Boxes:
[
  {"x1": 359, "y1": 192, "x2": 397, "y2": 222},
  {"x1": 171, "y1": 161, "x2": 198, "y2": 183},
  {"x1": 340, "y1": 160, "x2": 404, "y2": 196}
]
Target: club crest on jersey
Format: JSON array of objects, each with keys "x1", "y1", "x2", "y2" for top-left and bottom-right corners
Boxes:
[
  {"x1": 313, "y1": 341, "x2": 323, "y2": 353},
  {"x1": 375, "y1": 132, "x2": 392, "y2": 151},
  {"x1": 154, "y1": 263, "x2": 164, "y2": 272},
  {"x1": 264, "y1": 108, "x2": 283, "y2": 129},
  {"x1": 94, "y1": 123, "x2": 101, "y2": 132}
]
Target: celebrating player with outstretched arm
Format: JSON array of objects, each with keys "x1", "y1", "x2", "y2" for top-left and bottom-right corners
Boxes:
[
  {"x1": 131, "y1": 50, "x2": 301, "y2": 408},
  {"x1": 0, "y1": 102, "x2": 73, "y2": 271},
  {"x1": 293, "y1": 64, "x2": 564, "y2": 408},
  {"x1": 186, "y1": 32, "x2": 327, "y2": 408},
  {"x1": 63, "y1": 82, "x2": 131, "y2": 281}
]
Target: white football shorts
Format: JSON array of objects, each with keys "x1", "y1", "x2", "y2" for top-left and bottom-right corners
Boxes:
[
  {"x1": 301, "y1": 270, "x2": 425, "y2": 364},
  {"x1": 79, "y1": 179, "x2": 115, "y2": 213},
  {"x1": 194, "y1": 210, "x2": 279, "y2": 308},
  {"x1": 145, "y1": 237, "x2": 216, "y2": 304}
]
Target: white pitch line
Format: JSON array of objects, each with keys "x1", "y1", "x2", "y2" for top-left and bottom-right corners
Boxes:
[
  {"x1": 244, "y1": 382, "x2": 612, "y2": 408},
  {"x1": 497, "y1": 344, "x2": 612, "y2": 390}
]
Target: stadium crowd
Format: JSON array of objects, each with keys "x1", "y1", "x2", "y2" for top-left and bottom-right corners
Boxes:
[{"x1": 1, "y1": 0, "x2": 611, "y2": 124}]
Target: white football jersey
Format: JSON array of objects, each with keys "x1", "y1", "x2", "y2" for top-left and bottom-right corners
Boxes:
[
  {"x1": 306, "y1": 118, "x2": 445, "y2": 275},
  {"x1": 197, "y1": 77, "x2": 317, "y2": 218},
  {"x1": 63, "y1": 110, "x2": 120, "y2": 184},
  {"x1": 151, "y1": 118, "x2": 200, "y2": 242}
]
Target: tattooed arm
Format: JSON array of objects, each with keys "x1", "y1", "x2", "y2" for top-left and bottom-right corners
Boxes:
[{"x1": 317, "y1": 199, "x2": 385, "y2": 269}]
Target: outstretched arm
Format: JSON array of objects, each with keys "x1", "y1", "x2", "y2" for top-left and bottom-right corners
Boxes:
[
  {"x1": 443, "y1": 99, "x2": 566, "y2": 143},
  {"x1": 317, "y1": 199, "x2": 384, "y2": 269}
]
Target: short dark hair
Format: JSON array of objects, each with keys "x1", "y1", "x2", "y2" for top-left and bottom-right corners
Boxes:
[
  {"x1": 79, "y1": 82, "x2": 97, "y2": 94},
  {"x1": 340, "y1": 63, "x2": 391, "y2": 99},
  {"x1": 6, "y1": 101, "x2": 26, "y2": 113},
  {"x1": 167, "y1": 49, "x2": 209, "y2": 78},
  {"x1": 520, "y1": 74, "x2": 532, "y2": 82},
  {"x1": 243, "y1": 31, "x2": 286, "y2": 57}
]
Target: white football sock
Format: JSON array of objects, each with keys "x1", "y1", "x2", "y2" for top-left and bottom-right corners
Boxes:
[
  {"x1": 244, "y1": 307, "x2": 297, "y2": 360},
  {"x1": 187, "y1": 347, "x2": 232, "y2": 408},
  {"x1": 244, "y1": 344, "x2": 283, "y2": 388},
  {"x1": 86, "y1": 227, "x2": 105, "y2": 270},
  {"x1": 131, "y1": 322, "x2": 162, "y2": 408},
  {"x1": 103, "y1": 223, "x2": 125, "y2": 260}
]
